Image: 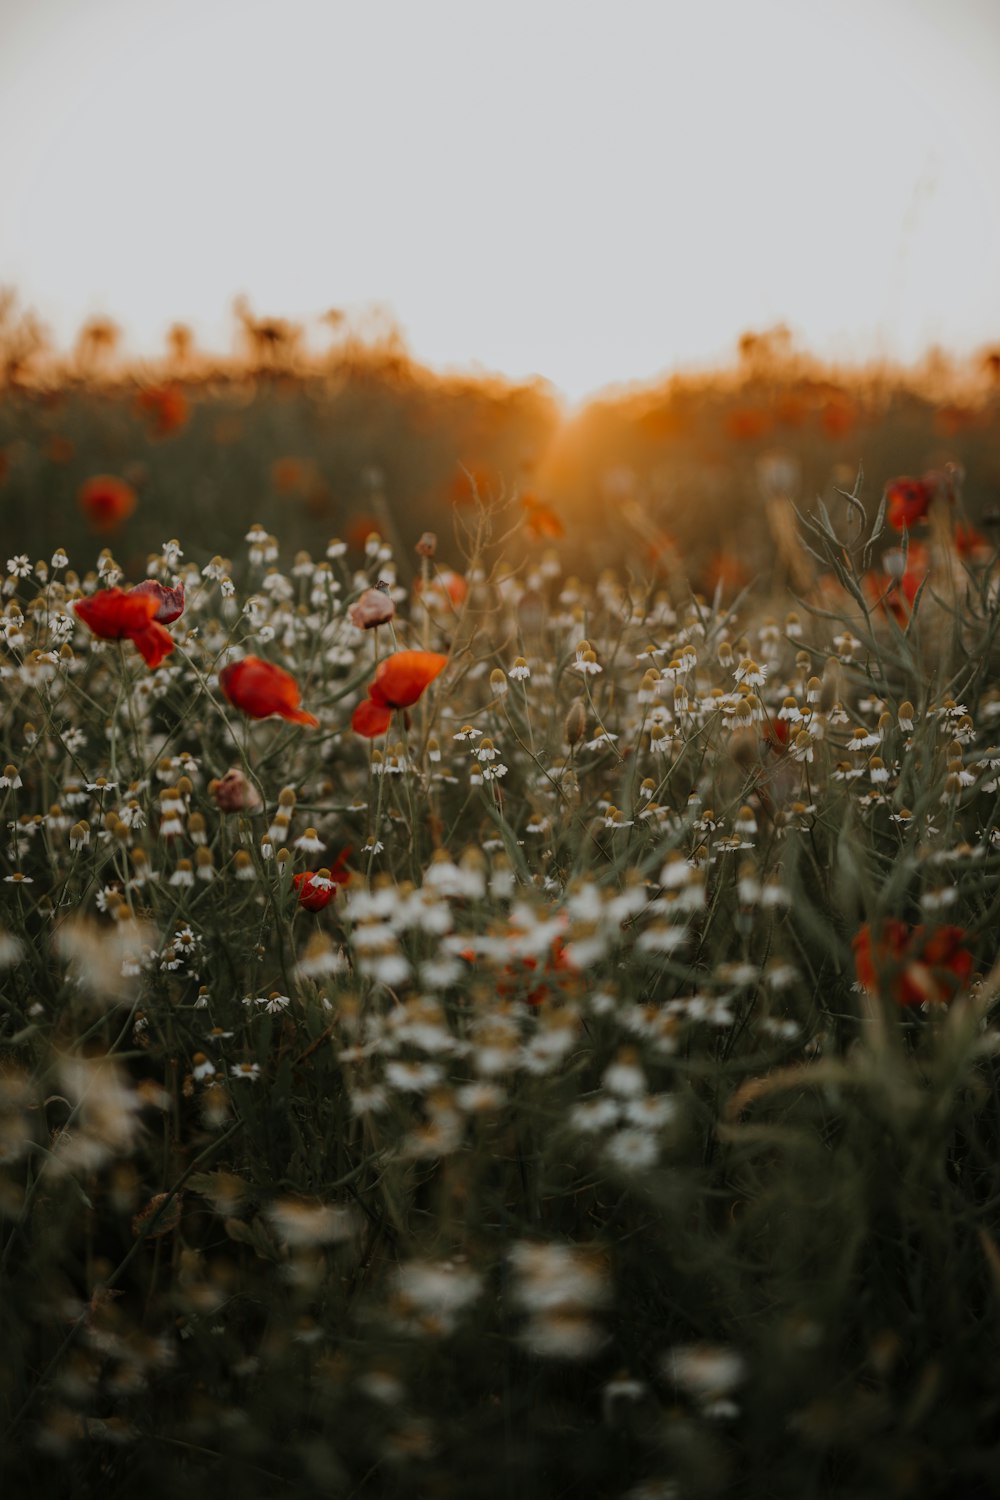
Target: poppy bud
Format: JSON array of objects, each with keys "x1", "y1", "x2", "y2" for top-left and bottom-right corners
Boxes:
[
  {"x1": 212, "y1": 768, "x2": 263, "y2": 813},
  {"x1": 416, "y1": 532, "x2": 437, "y2": 558},
  {"x1": 348, "y1": 587, "x2": 396, "y2": 630},
  {"x1": 564, "y1": 698, "x2": 587, "y2": 747}
]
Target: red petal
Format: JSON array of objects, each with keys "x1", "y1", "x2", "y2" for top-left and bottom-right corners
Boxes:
[
  {"x1": 75, "y1": 588, "x2": 159, "y2": 640},
  {"x1": 352, "y1": 698, "x2": 393, "y2": 737},
  {"x1": 131, "y1": 578, "x2": 186, "y2": 623},
  {"x1": 130, "y1": 620, "x2": 175, "y2": 669},
  {"x1": 372, "y1": 650, "x2": 448, "y2": 709},
  {"x1": 220, "y1": 657, "x2": 317, "y2": 726}
]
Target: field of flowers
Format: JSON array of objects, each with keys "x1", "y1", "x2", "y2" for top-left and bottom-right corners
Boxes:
[{"x1": 2, "y1": 350, "x2": 1000, "y2": 1498}]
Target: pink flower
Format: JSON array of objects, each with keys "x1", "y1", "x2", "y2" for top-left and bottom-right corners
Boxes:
[
  {"x1": 131, "y1": 578, "x2": 186, "y2": 623},
  {"x1": 348, "y1": 587, "x2": 396, "y2": 630}
]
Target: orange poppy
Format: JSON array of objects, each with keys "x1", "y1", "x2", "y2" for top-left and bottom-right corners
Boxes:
[
  {"x1": 352, "y1": 650, "x2": 448, "y2": 738},
  {"x1": 219, "y1": 657, "x2": 319, "y2": 727},
  {"x1": 74, "y1": 587, "x2": 175, "y2": 669},
  {"x1": 79, "y1": 475, "x2": 137, "y2": 534},
  {"x1": 885, "y1": 477, "x2": 934, "y2": 532},
  {"x1": 370, "y1": 650, "x2": 448, "y2": 709},
  {"x1": 853, "y1": 920, "x2": 973, "y2": 1007},
  {"x1": 136, "y1": 385, "x2": 188, "y2": 438}
]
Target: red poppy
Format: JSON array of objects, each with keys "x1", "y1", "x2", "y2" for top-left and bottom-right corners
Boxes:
[
  {"x1": 449, "y1": 463, "x2": 498, "y2": 506},
  {"x1": 725, "y1": 406, "x2": 772, "y2": 442},
  {"x1": 74, "y1": 587, "x2": 175, "y2": 669},
  {"x1": 270, "y1": 456, "x2": 311, "y2": 494},
  {"x1": 953, "y1": 522, "x2": 993, "y2": 564},
  {"x1": 352, "y1": 650, "x2": 448, "y2": 738},
  {"x1": 351, "y1": 698, "x2": 393, "y2": 737},
  {"x1": 703, "y1": 551, "x2": 749, "y2": 597},
  {"x1": 345, "y1": 513, "x2": 381, "y2": 551},
  {"x1": 820, "y1": 396, "x2": 856, "y2": 440},
  {"x1": 370, "y1": 651, "x2": 448, "y2": 710},
  {"x1": 130, "y1": 579, "x2": 186, "y2": 623},
  {"x1": 853, "y1": 920, "x2": 973, "y2": 1007},
  {"x1": 521, "y1": 495, "x2": 565, "y2": 540},
  {"x1": 219, "y1": 656, "x2": 319, "y2": 727},
  {"x1": 863, "y1": 542, "x2": 928, "y2": 624},
  {"x1": 764, "y1": 716, "x2": 789, "y2": 750},
  {"x1": 644, "y1": 529, "x2": 679, "y2": 576},
  {"x1": 293, "y1": 850, "x2": 351, "y2": 911},
  {"x1": 129, "y1": 619, "x2": 177, "y2": 669},
  {"x1": 885, "y1": 477, "x2": 934, "y2": 532},
  {"x1": 414, "y1": 569, "x2": 468, "y2": 611},
  {"x1": 498, "y1": 936, "x2": 576, "y2": 1008},
  {"x1": 136, "y1": 385, "x2": 188, "y2": 437},
  {"x1": 79, "y1": 475, "x2": 137, "y2": 534}
]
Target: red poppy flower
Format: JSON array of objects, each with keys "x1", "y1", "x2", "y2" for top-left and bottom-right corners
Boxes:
[
  {"x1": 370, "y1": 651, "x2": 448, "y2": 710},
  {"x1": 219, "y1": 656, "x2": 319, "y2": 727},
  {"x1": 293, "y1": 851, "x2": 351, "y2": 912},
  {"x1": 764, "y1": 716, "x2": 789, "y2": 750},
  {"x1": 79, "y1": 475, "x2": 137, "y2": 534},
  {"x1": 449, "y1": 463, "x2": 498, "y2": 506},
  {"x1": 885, "y1": 477, "x2": 934, "y2": 532},
  {"x1": 953, "y1": 522, "x2": 993, "y2": 564},
  {"x1": 351, "y1": 698, "x2": 393, "y2": 737},
  {"x1": 725, "y1": 406, "x2": 772, "y2": 442},
  {"x1": 644, "y1": 529, "x2": 679, "y2": 576},
  {"x1": 414, "y1": 569, "x2": 468, "y2": 611},
  {"x1": 853, "y1": 920, "x2": 973, "y2": 1007},
  {"x1": 74, "y1": 587, "x2": 176, "y2": 669},
  {"x1": 130, "y1": 579, "x2": 186, "y2": 623},
  {"x1": 521, "y1": 495, "x2": 565, "y2": 540},
  {"x1": 703, "y1": 551, "x2": 749, "y2": 597},
  {"x1": 129, "y1": 620, "x2": 176, "y2": 669},
  {"x1": 820, "y1": 396, "x2": 856, "y2": 440},
  {"x1": 136, "y1": 385, "x2": 188, "y2": 438},
  {"x1": 352, "y1": 650, "x2": 448, "y2": 738},
  {"x1": 498, "y1": 936, "x2": 576, "y2": 1007},
  {"x1": 863, "y1": 542, "x2": 928, "y2": 624}
]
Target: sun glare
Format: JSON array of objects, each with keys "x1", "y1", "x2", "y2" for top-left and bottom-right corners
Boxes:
[{"x1": 0, "y1": 0, "x2": 998, "y2": 399}]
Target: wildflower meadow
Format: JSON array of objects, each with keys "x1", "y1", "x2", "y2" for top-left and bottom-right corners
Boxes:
[{"x1": 2, "y1": 340, "x2": 1000, "y2": 1499}]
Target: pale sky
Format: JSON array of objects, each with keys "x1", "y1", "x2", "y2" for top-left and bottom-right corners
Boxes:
[{"x1": 1, "y1": 0, "x2": 999, "y2": 400}]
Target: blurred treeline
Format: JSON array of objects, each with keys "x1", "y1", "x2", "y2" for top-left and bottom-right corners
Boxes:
[{"x1": 2, "y1": 294, "x2": 999, "y2": 585}]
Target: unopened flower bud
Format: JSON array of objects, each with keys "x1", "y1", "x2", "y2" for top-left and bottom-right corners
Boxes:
[
  {"x1": 348, "y1": 587, "x2": 396, "y2": 630},
  {"x1": 212, "y1": 768, "x2": 263, "y2": 814},
  {"x1": 564, "y1": 698, "x2": 587, "y2": 746}
]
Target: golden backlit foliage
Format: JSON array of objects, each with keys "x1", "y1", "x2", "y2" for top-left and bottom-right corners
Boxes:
[{"x1": 1, "y1": 295, "x2": 999, "y2": 590}]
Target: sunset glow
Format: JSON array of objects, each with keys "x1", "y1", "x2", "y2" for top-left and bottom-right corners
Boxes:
[{"x1": 2, "y1": 0, "x2": 999, "y2": 399}]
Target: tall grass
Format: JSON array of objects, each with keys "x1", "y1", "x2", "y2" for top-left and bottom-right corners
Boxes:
[{"x1": 1, "y1": 451, "x2": 1000, "y2": 1497}]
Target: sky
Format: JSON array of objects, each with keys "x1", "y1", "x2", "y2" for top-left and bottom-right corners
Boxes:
[{"x1": 1, "y1": 0, "x2": 999, "y2": 401}]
